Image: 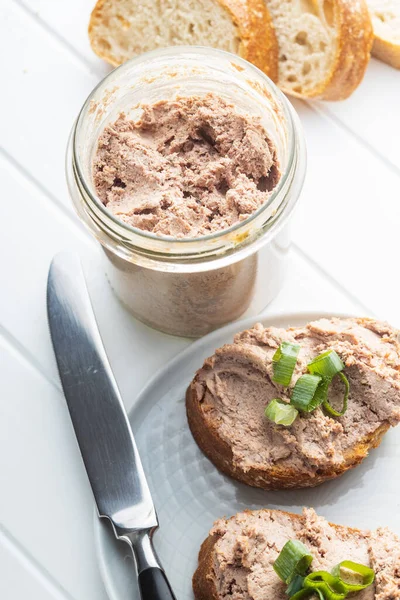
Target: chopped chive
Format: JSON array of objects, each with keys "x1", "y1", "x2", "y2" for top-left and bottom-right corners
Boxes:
[
  {"x1": 308, "y1": 350, "x2": 344, "y2": 379},
  {"x1": 290, "y1": 589, "x2": 325, "y2": 600},
  {"x1": 291, "y1": 374, "x2": 322, "y2": 412},
  {"x1": 331, "y1": 560, "x2": 375, "y2": 592},
  {"x1": 286, "y1": 575, "x2": 305, "y2": 597},
  {"x1": 272, "y1": 342, "x2": 301, "y2": 386},
  {"x1": 273, "y1": 540, "x2": 313, "y2": 584},
  {"x1": 322, "y1": 372, "x2": 350, "y2": 418},
  {"x1": 303, "y1": 571, "x2": 347, "y2": 600},
  {"x1": 265, "y1": 399, "x2": 299, "y2": 427}
]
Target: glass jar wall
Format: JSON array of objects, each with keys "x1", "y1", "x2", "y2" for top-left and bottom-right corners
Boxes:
[{"x1": 67, "y1": 47, "x2": 306, "y2": 337}]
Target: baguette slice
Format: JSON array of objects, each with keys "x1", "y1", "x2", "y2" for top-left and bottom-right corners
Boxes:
[
  {"x1": 186, "y1": 317, "x2": 400, "y2": 490},
  {"x1": 367, "y1": 0, "x2": 400, "y2": 68},
  {"x1": 193, "y1": 507, "x2": 400, "y2": 600},
  {"x1": 89, "y1": 0, "x2": 278, "y2": 81},
  {"x1": 263, "y1": 0, "x2": 374, "y2": 100}
]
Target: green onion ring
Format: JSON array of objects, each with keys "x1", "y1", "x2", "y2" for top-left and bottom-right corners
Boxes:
[
  {"x1": 308, "y1": 350, "x2": 344, "y2": 379},
  {"x1": 304, "y1": 571, "x2": 347, "y2": 600},
  {"x1": 273, "y1": 540, "x2": 313, "y2": 584},
  {"x1": 331, "y1": 560, "x2": 375, "y2": 592},
  {"x1": 310, "y1": 377, "x2": 331, "y2": 411},
  {"x1": 272, "y1": 342, "x2": 301, "y2": 386},
  {"x1": 286, "y1": 575, "x2": 305, "y2": 597},
  {"x1": 291, "y1": 374, "x2": 322, "y2": 412},
  {"x1": 290, "y1": 589, "x2": 325, "y2": 600},
  {"x1": 265, "y1": 399, "x2": 299, "y2": 427},
  {"x1": 322, "y1": 372, "x2": 350, "y2": 418}
]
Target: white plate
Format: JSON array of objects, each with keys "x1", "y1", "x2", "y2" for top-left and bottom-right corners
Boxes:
[{"x1": 95, "y1": 311, "x2": 400, "y2": 600}]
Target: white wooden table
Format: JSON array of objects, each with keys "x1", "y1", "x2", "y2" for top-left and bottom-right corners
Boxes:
[{"x1": 1, "y1": 1, "x2": 399, "y2": 598}]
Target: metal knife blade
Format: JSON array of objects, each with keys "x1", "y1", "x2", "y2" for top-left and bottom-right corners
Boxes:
[{"x1": 46, "y1": 252, "x2": 157, "y2": 536}]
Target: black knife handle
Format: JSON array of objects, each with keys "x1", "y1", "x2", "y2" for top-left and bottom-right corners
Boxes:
[
  {"x1": 126, "y1": 529, "x2": 177, "y2": 600},
  {"x1": 138, "y1": 567, "x2": 177, "y2": 600}
]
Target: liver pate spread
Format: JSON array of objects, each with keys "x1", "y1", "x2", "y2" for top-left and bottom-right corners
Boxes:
[
  {"x1": 92, "y1": 94, "x2": 280, "y2": 238},
  {"x1": 192, "y1": 318, "x2": 400, "y2": 475},
  {"x1": 208, "y1": 508, "x2": 400, "y2": 600}
]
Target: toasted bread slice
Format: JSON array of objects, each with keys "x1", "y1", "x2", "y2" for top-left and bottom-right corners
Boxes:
[
  {"x1": 263, "y1": 0, "x2": 374, "y2": 99},
  {"x1": 193, "y1": 507, "x2": 400, "y2": 600},
  {"x1": 186, "y1": 317, "x2": 400, "y2": 490},
  {"x1": 88, "y1": 0, "x2": 279, "y2": 81},
  {"x1": 367, "y1": 0, "x2": 400, "y2": 68}
]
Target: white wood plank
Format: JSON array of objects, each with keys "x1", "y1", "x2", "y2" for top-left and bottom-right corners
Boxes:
[
  {"x1": 16, "y1": 0, "x2": 110, "y2": 76},
  {"x1": 268, "y1": 248, "x2": 367, "y2": 318},
  {"x1": 314, "y1": 59, "x2": 400, "y2": 171},
  {"x1": 0, "y1": 340, "x2": 108, "y2": 600},
  {"x1": 0, "y1": 550, "x2": 67, "y2": 600},
  {"x1": 290, "y1": 99, "x2": 400, "y2": 327},
  {"x1": 0, "y1": 527, "x2": 76, "y2": 600},
  {"x1": 0, "y1": 1, "x2": 98, "y2": 209}
]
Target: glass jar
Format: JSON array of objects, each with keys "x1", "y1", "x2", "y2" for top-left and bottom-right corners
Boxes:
[{"x1": 66, "y1": 47, "x2": 306, "y2": 338}]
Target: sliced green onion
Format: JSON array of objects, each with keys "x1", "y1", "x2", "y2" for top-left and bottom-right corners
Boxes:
[
  {"x1": 290, "y1": 589, "x2": 324, "y2": 600},
  {"x1": 286, "y1": 575, "x2": 305, "y2": 597},
  {"x1": 322, "y1": 372, "x2": 349, "y2": 418},
  {"x1": 291, "y1": 374, "x2": 322, "y2": 412},
  {"x1": 304, "y1": 571, "x2": 347, "y2": 600},
  {"x1": 265, "y1": 399, "x2": 299, "y2": 426},
  {"x1": 331, "y1": 561, "x2": 375, "y2": 592},
  {"x1": 273, "y1": 540, "x2": 313, "y2": 584},
  {"x1": 272, "y1": 342, "x2": 301, "y2": 386},
  {"x1": 308, "y1": 350, "x2": 344, "y2": 379},
  {"x1": 310, "y1": 377, "x2": 330, "y2": 411},
  {"x1": 304, "y1": 350, "x2": 349, "y2": 418}
]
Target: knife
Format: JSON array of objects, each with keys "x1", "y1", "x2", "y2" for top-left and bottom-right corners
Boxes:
[{"x1": 47, "y1": 252, "x2": 176, "y2": 600}]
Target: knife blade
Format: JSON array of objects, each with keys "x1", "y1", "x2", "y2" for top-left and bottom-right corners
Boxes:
[{"x1": 47, "y1": 252, "x2": 176, "y2": 600}]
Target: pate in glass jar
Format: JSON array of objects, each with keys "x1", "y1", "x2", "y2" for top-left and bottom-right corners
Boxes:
[{"x1": 66, "y1": 47, "x2": 306, "y2": 338}]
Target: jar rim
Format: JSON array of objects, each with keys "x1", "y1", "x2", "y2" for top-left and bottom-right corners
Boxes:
[{"x1": 71, "y1": 46, "x2": 299, "y2": 255}]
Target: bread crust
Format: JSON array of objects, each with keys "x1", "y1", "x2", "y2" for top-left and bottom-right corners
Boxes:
[
  {"x1": 219, "y1": 0, "x2": 278, "y2": 80},
  {"x1": 321, "y1": 0, "x2": 374, "y2": 99},
  {"x1": 186, "y1": 382, "x2": 389, "y2": 490},
  {"x1": 275, "y1": 0, "x2": 374, "y2": 100},
  {"x1": 88, "y1": 0, "x2": 115, "y2": 63},
  {"x1": 88, "y1": 0, "x2": 278, "y2": 81},
  {"x1": 372, "y1": 36, "x2": 400, "y2": 69},
  {"x1": 193, "y1": 533, "x2": 221, "y2": 600},
  {"x1": 192, "y1": 509, "x2": 364, "y2": 600}
]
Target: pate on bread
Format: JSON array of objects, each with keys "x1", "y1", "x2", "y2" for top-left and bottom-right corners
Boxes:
[
  {"x1": 186, "y1": 317, "x2": 400, "y2": 490},
  {"x1": 193, "y1": 507, "x2": 400, "y2": 600}
]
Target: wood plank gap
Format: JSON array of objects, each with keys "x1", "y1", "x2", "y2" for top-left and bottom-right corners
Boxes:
[
  {"x1": 0, "y1": 324, "x2": 62, "y2": 393},
  {"x1": 0, "y1": 147, "x2": 96, "y2": 248},
  {"x1": 0, "y1": 523, "x2": 78, "y2": 600},
  {"x1": 304, "y1": 100, "x2": 400, "y2": 181},
  {"x1": 292, "y1": 244, "x2": 376, "y2": 317},
  {"x1": 12, "y1": 0, "x2": 100, "y2": 78}
]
